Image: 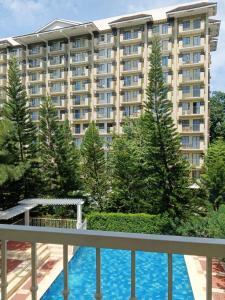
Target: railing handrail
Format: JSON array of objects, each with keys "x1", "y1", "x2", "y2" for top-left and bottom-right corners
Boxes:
[
  {"x1": 31, "y1": 217, "x2": 76, "y2": 222},
  {"x1": 0, "y1": 224, "x2": 225, "y2": 257}
]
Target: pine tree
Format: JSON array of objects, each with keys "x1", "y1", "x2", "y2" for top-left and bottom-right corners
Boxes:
[
  {"x1": 80, "y1": 122, "x2": 108, "y2": 210},
  {"x1": 3, "y1": 57, "x2": 36, "y2": 162},
  {"x1": 108, "y1": 120, "x2": 147, "y2": 213},
  {"x1": 140, "y1": 36, "x2": 190, "y2": 217},
  {"x1": 0, "y1": 120, "x2": 26, "y2": 209},
  {"x1": 39, "y1": 96, "x2": 60, "y2": 193},
  {"x1": 39, "y1": 96, "x2": 81, "y2": 196},
  {"x1": 202, "y1": 139, "x2": 225, "y2": 211},
  {"x1": 55, "y1": 120, "x2": 81, "y2": 196}
]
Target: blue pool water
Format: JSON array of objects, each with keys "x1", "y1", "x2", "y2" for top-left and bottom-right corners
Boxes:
[{"x1": 41, "y1": 247, "x2": 194, "y2": 300}]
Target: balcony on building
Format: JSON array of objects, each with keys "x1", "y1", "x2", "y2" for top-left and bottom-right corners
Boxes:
[
  {"x1": 94, "y1": 48, "x2": 115, "y2": 61},
  {"x1": 0, "y1": 77, "x2": 6, "y2": 86},
  {"x1": 179, "y1": 36, "x2": 205, "y2": 51},
  {"x1": 71, "y1": 81, "x2": 90, "y2": 93},
  {"x1": 179, "y1": 52, "x2": 205, "y2": 67},
  {"x1": 96, "y1": 107, "x2": 115, "y2": 121},
  {"x1": 178, "y1": 69, "x2": 204, "y2": 84},
  {"x1": 48, "y1": 41, "x2": 66, "y2": 54},
  {"x1": 27, "y1": 72, "x2": 45, "y2": 84},
  {"x1": 70, "y1": 53, "x2": 89, "y2": 65},
  {"x1": 120, "y1": 74, "x2": 143, "y2": 89},
  {"x1": 71, "y1": 95, "x2": 90, "y2": 107},
  {"x1": 29, "y1": 97, "x2": 41, "y2": 108},
  {"x1": 51, "y1": 96, "x2": 67, "y2": 108},
  {"x1": 72, "y1": 109, "x2": 90, "y2": 122},
  {"x1": 96, "y1": 33, "x2": 114, "y2": 47},
  {"x1": 7, "y1": 48, "x2": 24, "y2": 60},
  {"x1": 120, "y1": 59, "x2": 142, "y2": 74},
  {"x1": 49, "y1": 83, "x2": 67, "y2": 95},
  {"x1": 95, "y1": 92, "x2": 115, "y2": 106},
  {"x1": 179, "y1": 120, "x2": 204, "y2": 134},
  {"x1": 70, "y1": 38, "x2": 89, "y2": 51},
  {"x1": 71, "y1": 67, "x2": 89, "y2": 79},
  {"x1": 0, "y1": 52, "x2": 7, "y2": 63},
  {"x1": 94, "y1": 63, "x2": 115, "y2": 76},
  {"x1": 95, "y1": 77, "x2": 116, "y2": 91},
  {"x1": 121, "y1": 105, "x2": 141, "y2": 120},
  {"x1": 120, "y1": 89, "x2": 142, "y2": 105},
  {"x1": 179, "y1": 85, "x2": 205, "y2": 100},
  {"x1": 148, "y1": 23, "x2": 173, "y2": 38},
  {"x1": 178, "y1": 101, "x2": 205, "y2": 117},
  {"x1": 27, "y1": 45, "x2": 45, "y2": 57},
  {"x1": 48, "y1": 69, "x2": 67, "y2": 81},
  {"x1": 120, "y1": 44, "x2": 143, "y2": 58},
  {"x1": 27, "y1": 59, "x2": 45, "y2": 71},
  {"x1": 29, "y1": 85, "x2": 45, "y2": 97},
  {"x1": 178, "y1": 19, "x2": 205, "y2": 35},
  {"x1": 120, "y1": 29, "x2": 143, "y2": 43},
  {"x1": 181, "y1": 136, "x2": 204, "y2": 151},
  {"x1": 0, "y1": 64, "x2": 7, "y2": 75},
  {"x1": 48, "y1": 56, "x2": 65, "y2": 68}
]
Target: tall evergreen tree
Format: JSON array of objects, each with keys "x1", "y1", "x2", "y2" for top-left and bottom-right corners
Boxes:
[
  {"x1": 140, "y1": 36, "x2": 190, "y2": 217},
  {"x1": 3, "y1": 57, "x2": 36, "y2": 162},
  {"x1": 210, "y1": 91, "x2": 225, "y2": 142},
  {"x1": 39, "y1": 96, "x2": 59, "y2": 193},
  {"x1": 0, "y1": 120, "x2": 25, "y2": 209},
  {"x1": 39, "y1": 96, "x2": 80, "y2": 196},
  {"x1": 202, "y1": 139, "x2": 225, "y2": 211},
  {"x1": 80, "y1": 122, "x2": 108, "y2": 210},
  {"x1": 55, "y1": 120, "x2": 81, "y2": 196},
  {"x1": 108, "y1": 120, "x2": 146, "y2": 213}
]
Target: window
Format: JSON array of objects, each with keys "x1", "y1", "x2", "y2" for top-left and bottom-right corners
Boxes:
[
  {"x1": 52, "y1": 96, "x2": 61, "y2": 106},
  {"x1": 72, "y1": 67, "x2": 85, "y2": 77},
  {"x1": 51, "y1": 83, "x2": 62, "y2": 92},
  {"x1": 183, "y1": 20, "x2": 190, "y2": 31},
  {"x1": 124, "y1": 75, "x2": 138, "y2": 86},
  {"x1": 98, "y1": 49, "x2": 111, "y2": 59},
  {"x1": 50, "y1": 56, "x2": 62, "y2": 65},
  {"x1": 30, "y1": 73, "x2": 39, "y2": 81},
  {"x1": 50, "y1": 69, "x2": 62, "y2": 79},
  {"x1": 30, "y1": 98, "x2": 40, "y2": 107},
  {"x1": 74, "y1": 124, "x2": 81, "y2": 134},
  {"x1": 123, "y1": 106, "x2": 139, "y2": 117},
  {"x1": 192, "y1": 169, "x2": 200, "y2": 179},
  {"x1": 193, "y1": 119, "x2": 200, "y2": 131},
  {"x1": 123, "y1": 30, "x2": 138, "y2": 40},
  {"x1": 183, "y1": 37, "x2": 190, "y2": 47},
  {"x1": 123, "y1": 45, "x2": 139, "y2": 56},
  {"x1": 152, "y1": 25, "x2": 159, "y2": 34},
  {"x1": 72, "y1": 52, "x2": 87, "y2": 62},
  {"x1": 29, "y1": 46, "x2": 40, "y2": 55},
  {"x1": 192, "y1": 154, "x2": 200, "y2": 166},
  {"x1": 193, "y1": 52, "x2": 201, "y2": 63},
  {"x1": 162, "y1": 24, "x2": 168, "y2": 34},
  {"x1": 73, "y1": 39, "x2": 87, "y2": 48},
  {"x1": 162, "y1": 56, "x2": 168, "y2": 66},
  {"x1": 50, "y1": 42, "x2": 63, "y2": 51},
  {"x1": 182, "y1": 102, "x2": 190, "y2": 114},
  {"x1": 97, "y1": 63, "x2": 112, "y2": 74},
  {"x1": 182, "y1": 120, "x2": 190, "y2": 129},
  {"x1": 182, "y1": 85, "x2": 191, "y2": 95},
  {"x1": 183, "y1": 69, "x2": 190, "y2": 80},
  {"x1": 193, "y1": 69, "x2": 200, "y2": 80},
  {"x1": 73, "y1": 81, "x2": 85, "y2": 91},
  {"x1": 192, "y1": 136, "x2": 200, "y2": 148},
  {"x1": 163, "y1": 72, "x2": 168, "y2": 83},
  {"x1": 193, "y1": 36, "x2": 201, "y2": 46},
  {"x1": 193, "y1": 19, "x2": 201, "y2": 29},
  {"x1": 182, "y1": 53, "x2": 190, "y2": 64},
  {"x1": 193, "y1": 102, "x2": 200, "y2": 114},
  {"x1": 123, "y1": 90, "x2": 138, "y2": 102},
  {"x1": 97, "y1": 78, "x2": 112, "y2": 89},
  {"x1": 99, "y1": 33, "x2": 112, "y2": 44},
  {"x1": 97, "y1": 123, "x2": 105, "y2": 131},
  {"x1": 31, "y1": 111, "x2": 39, "y2": 121},
  {"x1": 98, "y1": 92, "x2": 112, "y2": 104},
  {"x1": 123, "y1": 60, "x2": 138, "y2": 71},
  {"x1": 72, "y1": 95, "x2": 86, "y2": 105},
  {"x1": 29, "y1": 59, "x2": 40, "y2": 68},
  {"x1": 193, "y1": 85, "x2": 201, "y2": 97},
  {"x1": 181, "y1": 136, "x2": 189, "y2": 146},
  {"x1": 30, "y1": 85, "x2": 40, "y2": 94},
  {"x1": 74, "y1": 138, "x2": 82, "y2": 147}
]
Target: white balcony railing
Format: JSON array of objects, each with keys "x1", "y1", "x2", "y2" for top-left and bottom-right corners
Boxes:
[{"x1": 1, "y1": 224, "x2": 225, "y2": 300}]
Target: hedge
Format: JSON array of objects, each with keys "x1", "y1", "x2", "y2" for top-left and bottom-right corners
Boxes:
[{"x1": 87, "y1": 212, "x2": 170, "y2": 234}]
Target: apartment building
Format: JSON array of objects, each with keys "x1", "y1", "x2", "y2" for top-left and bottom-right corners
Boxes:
[{"x1": 0, "y1": 1, "x2": 220, "y2": 177}]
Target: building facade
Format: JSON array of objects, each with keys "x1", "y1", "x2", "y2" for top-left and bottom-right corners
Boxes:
[{"x1": 0, "y1": 1, "x2": 220, "y2": 177}]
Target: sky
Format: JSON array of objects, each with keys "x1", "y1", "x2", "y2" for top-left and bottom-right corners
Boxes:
[{"x1": 0, "y1": 0, "x2": 224, "y2": 91}]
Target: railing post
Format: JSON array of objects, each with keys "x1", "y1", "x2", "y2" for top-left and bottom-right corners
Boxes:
[
  {"x1": 130, "y1": 250, "x2": 137, "y2": 300},
  {"x1": 31, "y1": 242, "x2": 38, "y2": 300},
  {"x1": 206, "y1": 257, "x2": 212, "y2": 300},
  {"x1": 63, "y1": 244, "x2": 69, "y2": 300},
  {"x1": 95, "y1": 248, "x2": 102, "y2": 300},
  {"x1": 168, "y1": 253, "x2": 172, "y2": 300},
  {"x1": 1, "y1": 240, "x2": 7, "y2": 300}
]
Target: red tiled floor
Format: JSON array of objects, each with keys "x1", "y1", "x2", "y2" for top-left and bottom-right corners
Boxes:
[
  {"x1": 0, "y1": 259, "x2": 23, "y2": 273},
  {"x1": 21, "y1": 273, "x2": 44, "y2": 290},
  {"x1": 10, "y1": 293, "x2": 29, "y2": 300},
  {"x1": 213, "y1": 292, "x2": 225, "y2": 300},
  {"x1": 213, "y1": 274, "x2": 225, "y2": 289},
  {"x1": 40, "y1": 259, "x2": 57, "y2": 272},
  {"x1": 7, "y1": 241, "x2": 31, "y2": 251}
]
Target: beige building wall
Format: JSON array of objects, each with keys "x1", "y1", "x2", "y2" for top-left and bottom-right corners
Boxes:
[{"x1": 0, "y1": 2, "x2": 220, "y2": 178}]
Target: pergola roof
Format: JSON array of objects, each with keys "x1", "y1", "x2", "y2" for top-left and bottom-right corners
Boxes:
[
  {"x1": 19, "y1": 198, "x2": 84, "y2": 206},
  {"x1": 0, "y1": 204, "x2": 37, "y2": 220}
]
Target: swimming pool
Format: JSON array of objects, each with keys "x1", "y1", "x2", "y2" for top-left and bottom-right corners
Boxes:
[{"x1": 41, "y1": 247, "x2": 194, "y2": 299}]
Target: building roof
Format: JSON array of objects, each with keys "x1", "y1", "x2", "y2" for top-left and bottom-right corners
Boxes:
[
  {"x1": 109, "y1": 14, "x2": 151, "y2": 24},
  {"x1": 0, "y1": 204, "x2": 37, "y2": 220},
  {"x1": 167, "y1": 2, "x2": 216, "y2": 13},
  {"x1": 19, "y1": 198, "x2": 84, "y2": 206}
]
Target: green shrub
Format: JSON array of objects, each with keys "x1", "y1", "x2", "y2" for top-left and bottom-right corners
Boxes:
[{"x1": 87, "y1": 212, "x2": 170, "y2": 234}]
